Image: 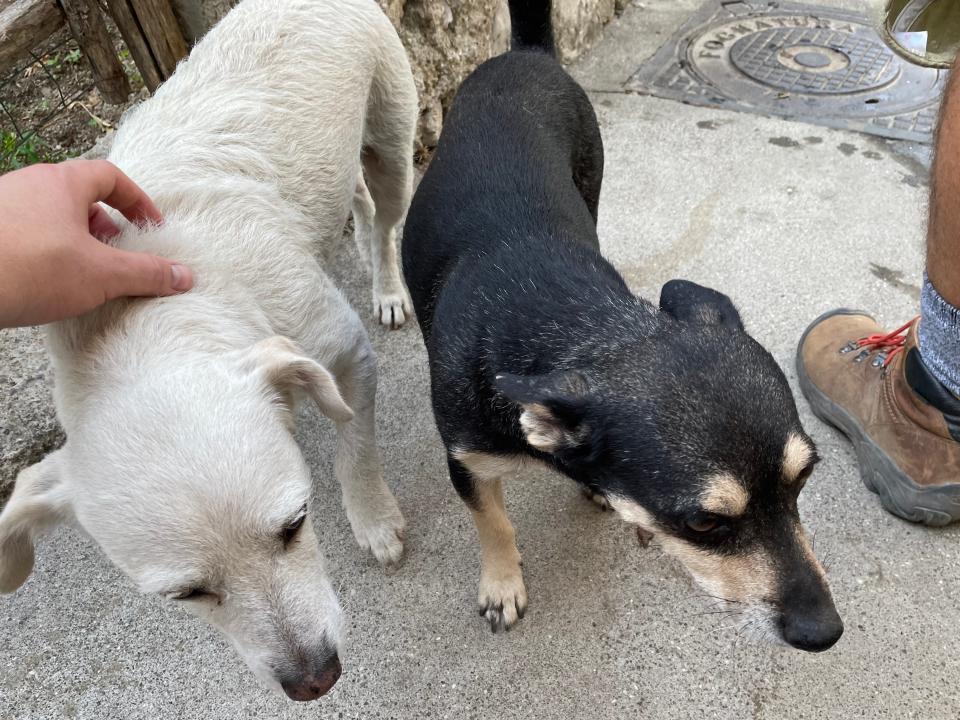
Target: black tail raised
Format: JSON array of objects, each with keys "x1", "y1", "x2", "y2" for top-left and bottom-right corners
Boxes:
[{"x1": 509, "y1": 0, "x2": 555, "y2": 55}]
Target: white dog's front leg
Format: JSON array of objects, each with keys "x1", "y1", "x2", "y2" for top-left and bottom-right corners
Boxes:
[{"x1": 333, "y1": 345, "x2": 405, "y2": 567}]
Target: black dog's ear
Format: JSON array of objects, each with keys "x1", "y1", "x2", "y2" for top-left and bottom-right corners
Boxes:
[
  {"x1": 659, "y1": 279, "x2": 743, "y2": 331},
  {"x1": 494, "y1": 370, "x2": 590, "y2": 453}
]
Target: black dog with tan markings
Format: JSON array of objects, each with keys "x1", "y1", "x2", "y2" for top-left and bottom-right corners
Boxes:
[{"x1": 402, "y1": 0, "x2": 842, "y2": 651}]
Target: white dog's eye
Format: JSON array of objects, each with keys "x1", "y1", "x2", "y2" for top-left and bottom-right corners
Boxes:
[{"x1": 280, "y1": 504, "x2": 308, "y2": 547}]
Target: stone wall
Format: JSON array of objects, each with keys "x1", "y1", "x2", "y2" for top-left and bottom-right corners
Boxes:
[
  {"x1": 171, "y1": 0, "x2": 620, "y2": 149},
  {"x1": 388, "y1": 0, "x2": 509, "y2": 149}
]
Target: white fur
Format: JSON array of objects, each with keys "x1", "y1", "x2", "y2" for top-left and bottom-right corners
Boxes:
[{"x1": 0, "y1": 0, "x2": 417, "y2": 695}]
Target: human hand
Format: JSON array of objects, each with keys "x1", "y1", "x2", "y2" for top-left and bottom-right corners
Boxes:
[{"x1": 0, "y1": 159, "x2": 193, "y2": 327}]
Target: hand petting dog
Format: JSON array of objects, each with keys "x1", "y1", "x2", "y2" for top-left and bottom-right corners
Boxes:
[
  {"x1": 0, "y1": 0, "x2": 416, "y2": 700},
  {"x1": 0, "y1": 159, "x2": 193, "y2": 328}
]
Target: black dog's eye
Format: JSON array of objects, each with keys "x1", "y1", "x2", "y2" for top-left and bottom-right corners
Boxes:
[
  {"x1": 280, "y1": 505, "x2": 308, "y2": 547},
  {"x1": 686, "y1": 516, "x2": 719, "y2": 533},
  {"x1": 685, "y1": 513, "x2": 732, "y2": 537},
  {"x1": 796, "y1": 463, "x2": 816, "y2": 486},
  {"x1": 794, "y1": 449, "x2": 821, "y2": 488},
  {"x1": 170, "y1": 588, "x2": 212, "y2": 601}
]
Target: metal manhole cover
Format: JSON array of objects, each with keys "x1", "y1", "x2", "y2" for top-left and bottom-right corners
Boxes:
[{"x1": 628, "y1": 0, "x2": 947, "y2": 142}]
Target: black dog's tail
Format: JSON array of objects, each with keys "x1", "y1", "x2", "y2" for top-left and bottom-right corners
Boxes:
[{"x1": 509, "y1": 0, "x2": 555, "y2": 55}]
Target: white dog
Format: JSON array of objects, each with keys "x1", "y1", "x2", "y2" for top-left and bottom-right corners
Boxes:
[{"x1": 0, "y1": 0, "x2": 417, "y2": 701}]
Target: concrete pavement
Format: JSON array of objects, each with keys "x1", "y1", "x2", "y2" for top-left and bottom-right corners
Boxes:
[{"x1": 3, "y1": 0, "x2": 959, "y2": 717}]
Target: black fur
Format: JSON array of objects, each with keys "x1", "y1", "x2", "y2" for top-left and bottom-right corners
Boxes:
[
  {"x1": 508, "y1": 0, "x2": 555, "y2": 54},
  {"x1": 402, "y1": 0, "x2": 840, "y2": 650}
]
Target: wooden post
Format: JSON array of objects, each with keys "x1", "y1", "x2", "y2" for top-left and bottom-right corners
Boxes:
[
  {"x1": 103, "y1": 0, "x2": 162, "y2": 91},
  {"x1": 59, "y1": 0, "x2": 130, "y2": 103},
  {"x1": 0, "y1": 0, "x2": 65, "y2": 77},
  {"x1": 103, "y1": 0, "x2": 186, "y2": 92},
  {"x1": 128, "y1": 0, "x2": 188, "y2": 78}
]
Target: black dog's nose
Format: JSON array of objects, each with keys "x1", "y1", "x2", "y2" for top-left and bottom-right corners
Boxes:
[
  {"x1": 280, "y1": 652, "x2": 342, "y2": 701},
  {"x1": 782, "y1": 606, "x2": 844, "y2": 652}
]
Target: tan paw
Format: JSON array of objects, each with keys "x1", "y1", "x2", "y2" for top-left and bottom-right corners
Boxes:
[{"x1": 478, "y1": 565, "x2": 528, "y2": 632}]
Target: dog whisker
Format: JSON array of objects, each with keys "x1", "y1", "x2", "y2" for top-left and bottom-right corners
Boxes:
[
  {"x1": 695, "y1": 607, "x2": 745, "y2": 617},
  {"x1": 696, "y1": 593, "x2": 746, "y2": 606}
]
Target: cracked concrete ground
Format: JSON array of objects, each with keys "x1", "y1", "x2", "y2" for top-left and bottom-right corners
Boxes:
[{"x1": 2, "y1": 0, "x2": 959, "y2": 718}]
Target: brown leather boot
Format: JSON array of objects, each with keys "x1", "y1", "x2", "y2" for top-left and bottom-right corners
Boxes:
[{"x1": 797, "y1": 310, "x2": 960, "y2": 526}]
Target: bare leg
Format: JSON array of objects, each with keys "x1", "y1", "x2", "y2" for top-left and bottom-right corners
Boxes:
[
  {"x1": 928, "y1": 56, "x2": 960, "y2": 306},
  {"x1": 334, "y1": 339, "x2": 405, "y2": 566},
  {"x1": 795, "y1": 57, "x2": 960, "y2": 528},
  {"x1": 448, "y1": 451, "x2": 528, "y2": 632},
  {"x1": 920, "y1": 54, "x2": 960, "y2": 397}
]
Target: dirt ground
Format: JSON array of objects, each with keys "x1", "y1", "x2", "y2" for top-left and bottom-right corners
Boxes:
[{"x1": 0, "y1": 25, "x2": 145, "y2": 172}]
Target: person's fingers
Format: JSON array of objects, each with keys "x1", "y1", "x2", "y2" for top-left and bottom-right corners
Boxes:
[
  {"x1": 88, "y1": 203, "x2": 121, "y2": 241},
  {"x1": 62, "y1": 159, "x2": 163, "y2": 227},
  {"x1": 94, "y1": 244, "x2": 194, "y2": 300}
]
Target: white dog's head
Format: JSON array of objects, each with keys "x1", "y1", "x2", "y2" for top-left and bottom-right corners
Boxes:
[{"x1": 0, "y1": 336, "x2": 352, "y2": 701}]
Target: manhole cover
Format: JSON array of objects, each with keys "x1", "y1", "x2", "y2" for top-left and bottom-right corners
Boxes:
[{"x1": 628, "y1": 0, "x2": 947, "y2": 142}]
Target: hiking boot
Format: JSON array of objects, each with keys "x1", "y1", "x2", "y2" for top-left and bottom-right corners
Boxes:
[{"x1": 797, "y1": 310, "x2": 960, "y2": 526}]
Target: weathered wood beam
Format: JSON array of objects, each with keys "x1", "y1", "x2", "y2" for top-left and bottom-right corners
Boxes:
[
  {"x1": 128, "y1": 0, "x2": 187, "y2": 79},
  {"x1": 0, "y1": 0, "x2": 65, "y2": 77},
  {"x1": 102, "y1": 0, "x2": 186, "y2": 93},
  {"x1": 103, "y1": 0, "x2": 162, "y2": 91},
  {"x1": 60, "y1": 0, "x2": 130, "y2": 103}
]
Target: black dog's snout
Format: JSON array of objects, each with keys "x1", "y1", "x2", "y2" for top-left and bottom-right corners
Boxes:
[
  {"x1": 781, "y1": 603, "x2": 844, "y2": 652},
  {"x1": 279, "y1": 651, "x2": 342, "y2": 701}
]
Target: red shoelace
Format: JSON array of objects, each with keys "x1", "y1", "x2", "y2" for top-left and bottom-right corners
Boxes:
[{"x1": 849, "y1": 317, "x2": 918, "y2": 368}]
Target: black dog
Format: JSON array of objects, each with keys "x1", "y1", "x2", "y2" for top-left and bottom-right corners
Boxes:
[{"x1": 402, "y1": 0, "x2": 842, "y2": 651}]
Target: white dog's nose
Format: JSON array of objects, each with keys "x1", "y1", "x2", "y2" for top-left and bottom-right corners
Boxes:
[{"x1": 279, "y1": 652, "x2": 341, "y2": 701}]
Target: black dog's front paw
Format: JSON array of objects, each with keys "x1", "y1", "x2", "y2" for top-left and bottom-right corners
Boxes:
[{"x1": 478, "y1": 569, "x2": 528, "y2": 632}]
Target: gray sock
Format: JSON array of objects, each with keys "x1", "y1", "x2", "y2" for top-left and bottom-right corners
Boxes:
[{"x1": 919, "y1": 272, "x2": 960, "y2": 397}]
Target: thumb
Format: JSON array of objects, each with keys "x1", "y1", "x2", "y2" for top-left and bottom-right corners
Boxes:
[{"x1": 97, "y1": 245, "x2": 194, "y2": 300}]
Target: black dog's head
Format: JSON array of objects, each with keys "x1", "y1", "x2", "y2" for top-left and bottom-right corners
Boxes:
[{"x1": 495, "y1": 280, "x2": 842, "y2": 652}]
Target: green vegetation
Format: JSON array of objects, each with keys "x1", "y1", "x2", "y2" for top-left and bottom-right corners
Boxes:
[
  {"x1": 0, "y1": 131, "x2": 62, "y2": 173},
  {"x1": 42, "y1": 48, "x2": 83, "y2": 72}
]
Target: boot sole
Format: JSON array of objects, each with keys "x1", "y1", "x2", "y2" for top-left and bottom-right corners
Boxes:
[{"x1": 797, "y1": 309, "x2": 960, "y2": 527}]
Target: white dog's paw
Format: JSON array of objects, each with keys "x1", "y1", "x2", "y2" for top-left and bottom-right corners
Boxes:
[
  {"x1": 347, "y1": 493, "x2": 406, "y2": 568},
  {"x1": 373, "y1": 282, "x2": 413, "y2": 330},
  {"x1": 354, "y1": 519, "x2": 405, "y2": 568},
  {"x1": 581, "y1": 486, "x2": 611, "y2": 512},
  {"x1": 478, "y1": 564, "x2": 528, "y2": 633}
]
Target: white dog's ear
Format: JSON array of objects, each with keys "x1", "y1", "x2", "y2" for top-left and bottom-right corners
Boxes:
[
  {"x1": 0, "y1": 450, "x2": 71, "y2": 593},
  {"x1": 244, "y1": 336, "x2": 354, "y2": 423}
]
